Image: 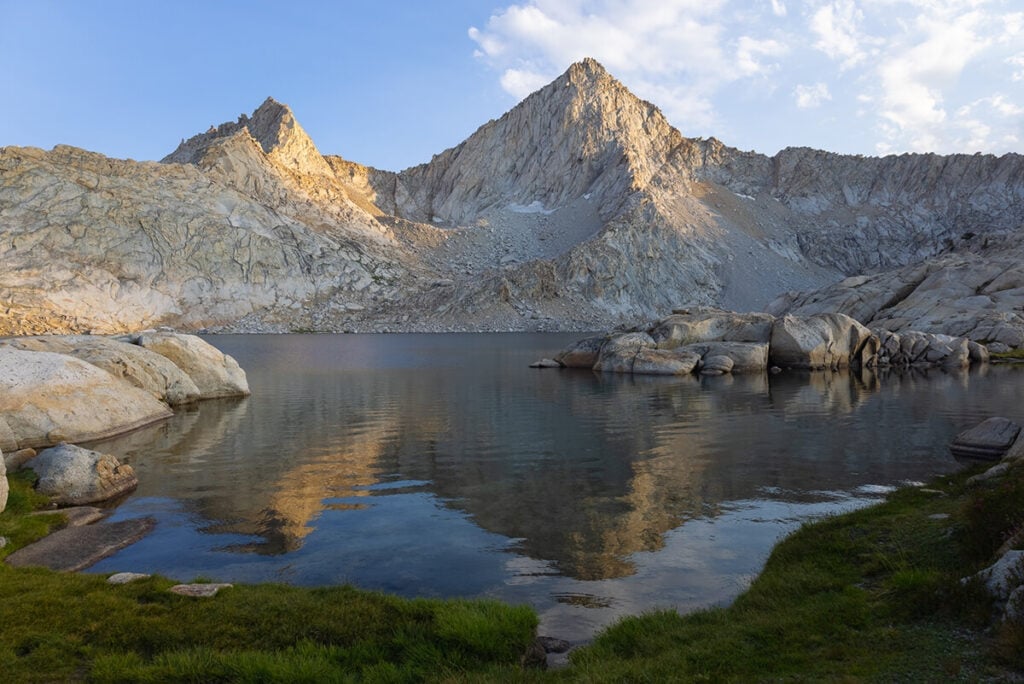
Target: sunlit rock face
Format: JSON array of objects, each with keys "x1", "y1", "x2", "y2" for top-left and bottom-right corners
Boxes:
[{"x1": 2, "y1": 59, "x2": 1023, "y2": 337}]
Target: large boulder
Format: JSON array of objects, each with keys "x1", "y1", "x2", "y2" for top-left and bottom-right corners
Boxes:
[
  {"x1": 769, "y1": 313, "x2": 875, "y2": 370},
  {"x1": 650, "y1": 308, "x2": 775, "y2": 348},
  {"x1": 129, "y1": 332, "x2": 250, "y2": 398},
  {"x1": 28, "y1": 443, "x2": 138, "y2": 505},
  {"x1": 0, "y1": 335, "x2": 202, "y2": 406},
  {"x1": 0, "y1": 348, "x2": 174, "y2": 450},
  {"x1": 554, "y1": 335, "x2": 607, "y2": 369},
  {"x1": 593, "y1": 332, "x2": 655, "y2": 374},
  {"x1": 0, "y1": 447, "x2": 7, "y2": 513}
]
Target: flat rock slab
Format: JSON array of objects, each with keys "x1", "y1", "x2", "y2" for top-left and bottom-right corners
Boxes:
[
  {"x1": 950, "y1": 417, "x2": 1022, "y2": 460},
  {"x1": 31, "y1": 506, "x2": 106, "y2": 527},
  {"x1": 107, "y1": 572, "x2": 152, "y2": 585},
  {"x1": 169, "y1": 583, "x2": 233, "y2": 597},
  {"x1": 5, "y1": 517, "x2": 155, "y2": 572}
]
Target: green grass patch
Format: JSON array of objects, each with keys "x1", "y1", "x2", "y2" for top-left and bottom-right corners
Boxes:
[
  {"x1": 4, "y1": 458, "x2": 1024, "y2": 681},
  {"x1": 991, "y1": 349, "x2": 1024, "y2": 360},
  {"x1": 560, "y1": 467, "x2": 1023, "y2": 682}
]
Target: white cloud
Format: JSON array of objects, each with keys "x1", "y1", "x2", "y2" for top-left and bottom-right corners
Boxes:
[
  {"x1": 794, "y1": 82, "x2": 832, "y2": 109},
  {"x1": 499, "y1": 68, "x2": 551, "y2": 98},
  {"x1": 809, "y1": 0, "x2": 869, "y2": 69},
  {"x1": 470, "y1": 1, "x2": 1024, "y2": 155}
]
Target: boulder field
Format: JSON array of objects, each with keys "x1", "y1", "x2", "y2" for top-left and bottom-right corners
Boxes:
[{"x1": 546, "y1": 307, "x2": 990, "y2": 376}]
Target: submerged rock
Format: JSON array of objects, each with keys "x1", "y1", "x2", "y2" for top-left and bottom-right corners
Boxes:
[{"x1": 29, "y1": 443, "x2": 139, "y2": 505}]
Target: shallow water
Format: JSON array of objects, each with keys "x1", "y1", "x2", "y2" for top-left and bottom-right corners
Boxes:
[{"x1": 85, "y1": 334, "x2": 1024, "y2": 642}]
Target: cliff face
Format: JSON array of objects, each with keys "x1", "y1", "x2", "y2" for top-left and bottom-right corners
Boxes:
[{"x1": 1, "y1": 59, "x2": 1022, "y2": 341}]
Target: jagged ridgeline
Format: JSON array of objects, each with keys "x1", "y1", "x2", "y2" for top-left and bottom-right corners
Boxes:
[{"x1": 1, "y1": 58, "x2": 1022, "y2": 342}]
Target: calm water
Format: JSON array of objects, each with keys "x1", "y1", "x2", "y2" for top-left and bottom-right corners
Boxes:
[{"x1": 85, "y1": 334, "x2": 1024, "y2": 643}]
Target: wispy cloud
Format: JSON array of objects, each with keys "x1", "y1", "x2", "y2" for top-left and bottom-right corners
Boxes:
[
  {"x1": 794, "y1": 82, "x2": 832, "y2": 109},
  {"x1": 469, "y1": 0, "x2": 1024, "y2": 156}
]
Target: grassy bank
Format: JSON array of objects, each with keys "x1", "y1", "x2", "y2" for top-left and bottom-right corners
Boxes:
[{"x1": 2, "y1": 459, "x2": 1023, "y2": 681}]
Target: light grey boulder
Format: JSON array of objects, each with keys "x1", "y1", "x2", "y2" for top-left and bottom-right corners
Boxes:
[
  {"x1": 529, "y1": 358, "x2": 563, "y2": 369},
  {"x1": 28, "y1": 443, "x2": 138, "y2": 505},
  {"x1": 129, "y1": 332, "x2": 250, "y2": 398},
  {"x1": 970, "y1": 549, "x2": 1024, "y2": 600},
  {"x1": 650, "y1": 308, "x2": 775, "y2": 349},
  {"x1": 631, "y1": 348, "x2": 701, "y2": 375},
  {"x1": 554, "y1": 335, "x2": 607, "y2": 369},
  {"x1": 0, "y1": 348, "x2": 174, "y2": 450},
  {"x1": 0, "y1": 447, "x2": 7, "y2": 513},
  {"x1": 0, "y1": 335, "x2": 202, "y2": 406},
  {"x1": 769, "y1": 313, "x2": 875, "y2": 370},
  {"x1": 593, "y1": 332, "x2": 655, "y2": 374}
]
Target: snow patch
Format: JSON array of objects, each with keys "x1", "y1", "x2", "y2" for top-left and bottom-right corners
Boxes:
[
  {"x1": 507, "y1": 201, "x2": 555, "y2": 215},
  {"x1": 734, "y1": 192, "x2": 756, "y2": 201}
]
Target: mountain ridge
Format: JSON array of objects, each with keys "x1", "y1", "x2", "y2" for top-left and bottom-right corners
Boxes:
[{"x1": 1, "y1": 59, "x2": 1023, "y2": 343}]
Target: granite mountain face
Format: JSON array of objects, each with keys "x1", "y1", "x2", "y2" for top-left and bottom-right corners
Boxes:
[{"x1": 1, "y1": 59, "x2": 1022, "y2": 343}]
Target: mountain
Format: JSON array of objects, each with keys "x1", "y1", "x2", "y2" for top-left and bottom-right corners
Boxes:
[{"x1": 1, "y1": 59, "x2": 1023, "y2": 344}]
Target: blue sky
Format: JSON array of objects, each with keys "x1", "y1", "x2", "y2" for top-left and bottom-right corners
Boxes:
[{"x1": 2, "y1": 1, "x2": 1021, "y2": 171}]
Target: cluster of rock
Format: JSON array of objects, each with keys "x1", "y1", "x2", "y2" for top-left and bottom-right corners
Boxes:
[
  {"x1": 0, "y1": 332, "x2": 248, "y2": 515},
  {"x1": 540, "y1": 307, "x2": 988, "y2": 376}
]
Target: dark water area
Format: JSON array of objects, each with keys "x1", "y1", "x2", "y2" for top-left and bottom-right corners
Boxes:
[{"x1": 85, "y1": 333, "x2": 1024, "y2": 642}]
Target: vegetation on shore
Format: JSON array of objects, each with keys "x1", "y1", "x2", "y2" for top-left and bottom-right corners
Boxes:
[{"x1": 2, "y1": 458, "x2": 1023, "y2": 681}]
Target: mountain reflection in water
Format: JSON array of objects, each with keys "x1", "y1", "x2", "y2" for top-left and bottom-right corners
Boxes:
[{"x1": 85, "y1": 334, "x2": 1024, "y2": 641}]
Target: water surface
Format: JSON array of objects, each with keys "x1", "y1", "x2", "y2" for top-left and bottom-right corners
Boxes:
[{"x1": 86, "y1": 334, "x2": 1024, "y2": 642}]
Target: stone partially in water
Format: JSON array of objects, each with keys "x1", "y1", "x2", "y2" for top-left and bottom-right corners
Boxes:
[
  {"x1": 29, "y1": 443, "x2": 138, "y2": 505},
  {"x1": 131, "y1": 332, "x2": 250, "y2": 399},
  {"x1": 950, "y1": 417, "x2": 1021, "y2": 461},
  {"x1": 0, "y1": 348, "x2": 173, "y2": 450}
]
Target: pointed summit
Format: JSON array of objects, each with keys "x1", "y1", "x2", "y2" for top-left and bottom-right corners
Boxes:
[
  {"x1": 163, "y1": 97, "x2": 331, "y2": 178},
  {"x1": 381, "y1": 58, "x2": 683, "y2": 223}
]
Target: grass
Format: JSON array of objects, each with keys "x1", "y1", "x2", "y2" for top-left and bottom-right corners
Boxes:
[
  {"x1": 3, "y1": 460, "x2": 1024, "y2": 681},
  {"x1": 991, "y1": 349, "x2": 1024, "y2": 361},
  {"x1": 558, "y1": 464, "x2": 1024, "y2": 682},
  {"x1": 0, "y1": 477, "x2": 537, "y2": 682}
]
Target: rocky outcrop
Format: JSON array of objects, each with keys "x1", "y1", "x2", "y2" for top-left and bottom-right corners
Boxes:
[
  {"x1": 2, "y1": 60, "x2": 1022, "y2": 336},
  {"x1": 0, "y1": 333, "x2": 249, "y2": 450},
  {"x1": 769, "y1": 313, "x2": 875, "y2": 371},
  {"x1": 0, "y1": 335, "x2": 201, "y2": 405},
  {"x1": 549, "y1": 307, "x2": 986, "y2": 376},
  {"x1": 0, "y1": 348, "x2": 174, "y2": 450},
  {"x1": 28, "y1": 443, "x2": 138, "y2": 505},
  {"x1": 767, "y1": 246, "x2": 1024, "y2": 352},
  {"x1": 128, "y1": 332, "x2": 249, "y2": 398}
]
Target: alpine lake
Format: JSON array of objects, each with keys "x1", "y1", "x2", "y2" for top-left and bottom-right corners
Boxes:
[{"x1": 81, "y1": 333, "x2": 1024, "y2": 644}]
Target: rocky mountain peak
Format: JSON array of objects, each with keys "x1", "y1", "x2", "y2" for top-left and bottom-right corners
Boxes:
[
  {"x1": 162, "y1": 97, "x2": 332, "y2": 178},
  {"x1": 375, "y1": 58, "x2": 683, "y2": 224}
]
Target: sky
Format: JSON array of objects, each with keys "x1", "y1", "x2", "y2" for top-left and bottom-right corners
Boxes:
[{"x1": 1, "y1": 0, "x2": 1021, "y2": 171}]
